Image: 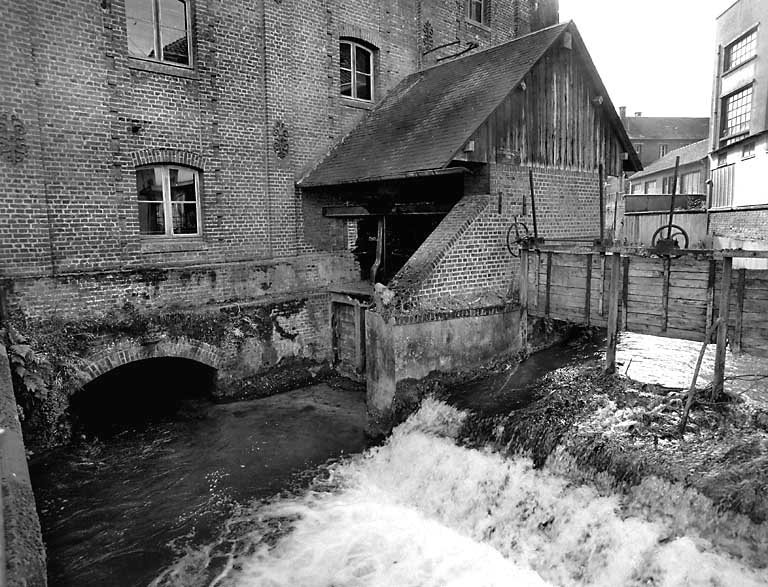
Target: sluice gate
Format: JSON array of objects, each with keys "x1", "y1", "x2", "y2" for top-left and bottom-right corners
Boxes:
[{"x1": 519, "y1": 246, "x2": 768, "y2": 394}]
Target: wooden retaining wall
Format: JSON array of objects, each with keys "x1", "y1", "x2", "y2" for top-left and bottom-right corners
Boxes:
[{"x1": 519, "y1": 246, "x2": 768, "y2": 392}]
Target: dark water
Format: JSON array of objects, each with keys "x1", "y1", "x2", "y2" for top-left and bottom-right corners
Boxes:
[{"x1": 29, "y1": 384, "x2": 367, "y2": 587}]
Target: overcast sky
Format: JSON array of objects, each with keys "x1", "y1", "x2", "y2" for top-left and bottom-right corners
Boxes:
[{"x1": 559, "y1": 0, "x2": 737, "y2": 118}]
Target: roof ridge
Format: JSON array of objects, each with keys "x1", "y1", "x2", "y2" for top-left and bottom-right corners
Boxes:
[{"x1": 417, "y1": 21, "x2": 569, "y2": 74}]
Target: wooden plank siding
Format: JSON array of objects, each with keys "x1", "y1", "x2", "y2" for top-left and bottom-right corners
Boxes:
[
  {"x1": 471, "y1": 46, "x2": 624, "y2": 175},
  {"x1": 524, "y1": 250, "x2": 768, "y2": 357}
]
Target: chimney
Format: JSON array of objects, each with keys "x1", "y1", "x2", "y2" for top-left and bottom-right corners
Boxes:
[
  {"x1": 619, "y1": 106, "x2": 626, "y2": 120},
  {"x1": 532, "y1": 0, "x2": 559, "y2": 31},
  {"x1": 635, "y1": 112, "x2": 642, "y2": 117}
]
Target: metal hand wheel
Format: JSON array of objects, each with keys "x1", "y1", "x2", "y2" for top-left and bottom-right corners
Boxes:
[
  {"x1": 506, "y1": 217, "x2": 531, "y2": 257},
  {"x1": 651, "y1": 224, "x2": 689, "y2": 253}
]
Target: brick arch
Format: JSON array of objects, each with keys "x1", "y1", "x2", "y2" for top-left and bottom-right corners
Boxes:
[
  {"x1": 130, "y1": 148, "x2": 204, "y2": 171},
  {"x1": 338, "y1": 24, "x2": 383, "y2": 49},
  {"x1": 80, "y1": 337, "x2": 223, "y2": 387}
]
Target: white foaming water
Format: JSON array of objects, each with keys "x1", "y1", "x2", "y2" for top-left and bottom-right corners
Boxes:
[{"x1": 156, "y1": 399, "x2": 767, "y2": 587}]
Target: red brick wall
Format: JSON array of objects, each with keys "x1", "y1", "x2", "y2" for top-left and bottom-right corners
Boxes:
[
  {"x1": 710, "y1": 209, "x2": 768, "y2": 243},
  {"x1": 1, "y1": 0, "x2": 549, "y2": 324},
  {"x1": 388, "y1": 165, "x2": 600, "y2": 309}
]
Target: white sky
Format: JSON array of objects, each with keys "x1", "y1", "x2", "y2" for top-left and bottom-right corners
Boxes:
[{"x1": 559, "y1": 0, "x2": 738, "y2": 117}]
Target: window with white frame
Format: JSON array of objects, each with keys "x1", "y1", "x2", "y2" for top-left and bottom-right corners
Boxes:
[
  {"x1": 659, "y1": 144, "x2": 669, "y2": 158},
  {"x1": 136, "y1": 166, "x2": 201, "y2": 236},
  {"x1": 340, "y1": 40, "x2": 374, "y2": 101},
  {"x1": 724, "y1": 28, "x2": 757, "y2": 72},
  {"x1": 634, "y1": 143, "x2": 643, "y2": 158},
  {"x1": 742, "y1": 141, "x2": 755, "y2": 159},
  {"x1": 721, "y1": 85, "x2": 753, "y2": 141},
  {"x1": 126, "y1": 0, "x2": 191, "y2": 66},
  {"x1": 680, "y1": 171, "x2": 701, "y2": 195},
  {"x1": 644, "y1": 180, "x2": 656, "y2": 195},
  {"x1": 467, "y1": 0, "x2": 486, "y2": 24}
]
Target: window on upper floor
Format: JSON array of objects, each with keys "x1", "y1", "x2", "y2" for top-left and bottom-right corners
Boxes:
[
  {"x1": 721, "y1": 85, "x2": 753, "y2": 142},
  {"x1": 724, "y1": 28, "x2": 757, "y2": 72},
  {"x1": 126, "y1": 0, "x2": 191, "y2": 66},
  {"x1": 742, "y1": 141, "x2": 755, "y2": 159},
  {"x1": 136, "y1": 165, "x2": 201, "y2": 236},
  {"x1": 467, "y1": 0, "x2": 487, "y2": 25},
  {"x1": 644, "y1": 180, "x2": 656, "y2": 195},
  {"x1": 634, "y1": 143, "x2": 643, "y2": 158},
  {"x1": 659, "y1": 144, "x2": 669, "y2": 158},
  {"x1": 340, "y1": 40, "x2": 374, "y2": 102}
]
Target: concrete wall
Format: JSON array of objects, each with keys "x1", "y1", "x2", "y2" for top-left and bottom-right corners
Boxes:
[
  {"x1": 0, "y1": 343, "x2": 47, "y2": 586},
  {"x1": 366, "y1": 305, "x2": 521, "y2": 434}
]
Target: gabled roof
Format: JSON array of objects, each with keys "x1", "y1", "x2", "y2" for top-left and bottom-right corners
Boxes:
[
  {"x1": 299, "y1": 21, "x2": 638, "y2": 188},
  {"x1": 631, "y1": 139, "x2": 709, "y2": 180},
  {"x1": 624, "y1": 117, "x2": 710, "y2": 141}
]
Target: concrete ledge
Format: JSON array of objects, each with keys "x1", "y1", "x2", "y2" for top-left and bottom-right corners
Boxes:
[{"x1": 0, "y1": 343, "x2": 47, "y2": 585}]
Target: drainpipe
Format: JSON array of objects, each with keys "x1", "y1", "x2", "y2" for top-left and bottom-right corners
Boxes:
[{"x1": 261, "y1": 0, "x2": 274, "y2": 257}]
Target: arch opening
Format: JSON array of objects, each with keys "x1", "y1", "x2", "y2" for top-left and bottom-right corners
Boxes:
[{"x1": 71, "y1": 357, "x2": 217, "y2": 438}]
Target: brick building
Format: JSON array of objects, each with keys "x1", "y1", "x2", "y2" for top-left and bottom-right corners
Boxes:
[
  {"x1": 620, "y1": 110, "x2": 710, "y2": 168},
  {"x1": 1, "y1": 1, "x2": 578, "y2": 413}
]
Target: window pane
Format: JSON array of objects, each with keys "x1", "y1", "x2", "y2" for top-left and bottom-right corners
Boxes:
[
  {"x1": 356, "y1": 72, "x2": 372, "y2": 101},
  {"x1": 160, "y1": 26, "x2": 189, "y2": 64},
  {"x1": 340, "y1": 42, "x2": 351, "y2": 70},
  {"x1": 125, "y1": 0, "x2": 154, "y2": 20},
  {"x1": 725, "y1": 29, "x2": 756, "y2": 71},
  {"x1": 722, "y1": 86, "x2": 752, "y2": 138},
  {"x1": 469, "y1": 0, "x2": 484, "y2": 22},
  {"x1": 355, "y1": 46, "x2": 371, "y2": 74},
  {"x1": 340, "y1": 68, "x2": 352, "y2": 97},
  {"x1": 136, "y1": 168, "x2": 164, "y2": 201},
  {"x1": 139, "y1": 202, "x2": 166, "y2": 235},
  {"x1": 127, "y1": 18, "x2": 156, "y2": 59},
  {"x1": 172, "y1": 203, "x2": 198, "y2": 234},
  {"x1": 159, "y1": 0, "x2": 187, "y2": 30}
]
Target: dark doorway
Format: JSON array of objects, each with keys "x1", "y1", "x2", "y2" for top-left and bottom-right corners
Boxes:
[
  {"x1": 71, "y1": 358, "x2": 217, "y2": 438},
  {"x1": 354, "y1": 213, "x2": 445, "y2": 283}
]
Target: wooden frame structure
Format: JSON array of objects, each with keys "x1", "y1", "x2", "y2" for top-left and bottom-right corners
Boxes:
[{"x1": 519, "y1": 245, "x2": 768, "y2": 393}]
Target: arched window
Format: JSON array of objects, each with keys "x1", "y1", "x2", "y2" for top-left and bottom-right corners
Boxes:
[
  {"x1": 340, "y1": 40, "x2": 374, "y2": 102},
  {"x1": 136, "y1": 165, "x2": 201, "y2": 236}
]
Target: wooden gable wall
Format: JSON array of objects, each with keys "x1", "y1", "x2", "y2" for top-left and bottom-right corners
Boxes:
[{"x1": 460, "y1": 42, "x2": 625, "y2": 176}]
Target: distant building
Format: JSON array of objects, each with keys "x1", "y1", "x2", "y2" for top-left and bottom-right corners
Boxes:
[
  {"x1": 708, "y1": 0, "x2": 768, "y2": 255},
  {"x1": 623, "y1": 140, "x2": 709, "y2": 247},
  {"x1": 619, "y1": 109, "x2": 709, "y2": 168}
]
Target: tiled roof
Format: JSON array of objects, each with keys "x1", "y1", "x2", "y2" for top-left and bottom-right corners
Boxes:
[
  {"x1": 299, "y1": 23, "x2": 572, "y2": 187},
  {"x1": 624, "y1": 117, "x2": 710, "y2": 140},
  {"x1": 630, "y1": 139, "x2": 709, "y2": 180}
]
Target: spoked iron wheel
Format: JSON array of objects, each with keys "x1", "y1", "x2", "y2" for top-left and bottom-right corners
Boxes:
[
  {"x1": 651, "y1": 224, "x2": 689, "y2": 254},
  {"x1": 506, "y1": 218, "x2": 531, "y2": 257}
]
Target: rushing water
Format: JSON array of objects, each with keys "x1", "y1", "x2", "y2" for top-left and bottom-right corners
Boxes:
[
  {"x1": 30, "y1": 384, "x2": 368, "y2": 586},
  {"x1": 154, "y1": 399, "x2": 766, "y2": 587}
]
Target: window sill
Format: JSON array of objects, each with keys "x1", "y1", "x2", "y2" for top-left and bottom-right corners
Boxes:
[
  {"x1": 465, "y1": 18, "x2": 491, "y2": 33},
  {"x1": 140, "y1": 237, "x2": 208, "y2": 254},
  {"x1": 128, "y1": 57, "x2": 198, "y2": 80},
  {"x1": 722, "y1": 55, "x2": 757, "y2": 76},
  {"x1": 340, "y1": 97, "x2": 374, "y2": 110}
]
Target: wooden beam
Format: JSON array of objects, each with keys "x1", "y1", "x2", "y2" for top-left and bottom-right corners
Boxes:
[
  {"x1": 605, "y1": 253, "x2": 622, "y2": 373},
  {"x1": 519, "y1": 248, "x2": 530, "y2": 350},
  {"x1": 370, "y1": 216, "x2": 387, "y2": 283},
  {"x1": 661, "y1": 257, "x2": 671, "y2": 332},
  {"x1": 354, "y1": 301, "x2": 366, "y2": 374},
  {"x1": 545, "y1": 251, "x2": 553, "y2": 317},
  {"x1": 584, "y1": 253, "x2": 592, "y2": 325},
  {"x1": 733, "y1": 268, "x2": 746, "y2": 354},
  {"x1": 323, "y1": 206, "x2": 374, "y2": 218},
  {"x1": 622, "y1": 256, "x2": 630, "y2": 330},
  {"x1": 323, "y1": 202, "x2": 455, "y2": 218},
  {"x1": 705, "y1": 259, "x2": 716, "y2": 330},
  {"x1": 713, "y1": 256, "x2": 732, "y2": 398}
]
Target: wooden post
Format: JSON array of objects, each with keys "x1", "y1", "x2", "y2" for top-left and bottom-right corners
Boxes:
[
  {"x1": 622, "y1": 256, "x2": 630, "y2": 330},
  {"x1": 545, "y1": 251, "x2": 553, "y2": 317},
  {"x1": 535, "y1": 251, "x2": 541, "y2": 309},
  {"x1": 599, "y1": 254, "x2": 606, "y2": 316},
  {"x1": 705, "y1": 259, "x2": 716, "y2": 329},
  {"x1": 661, "y1": 257, "x2": 671, "y2": 332},
  {"x1": 598, "y1": 163, "x2": 605, "y2": 243},
  {"x1": 354, "y1": 301, "x2": 366, "y2": 374},
  {"x1": 733, "y1": 268, "x2": 746, "y2": 354},
  {"x1": 584, "y1": 254, "x2": 593, "y2": 325},
  {"x1": 713, "y1": 256, "x2": 733, "y2": 398},
  {"x1": 520, "y1": 248, "x2": 529, "y2": 350},
  {"x1": 605, "y1": 253, "x2": 622, "y2": 373},
  {"x1": 329, "y1": 301, "x2": 339, "y2": 365},
  {"x1": 370, "y1": 216, "x2": 387, "y2": 283}
]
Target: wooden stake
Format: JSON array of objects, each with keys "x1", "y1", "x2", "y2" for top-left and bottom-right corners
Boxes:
[
  {"x1": 679, "y1": 318, "x2": 722, "y2": 435},
  {"x1": 520, "y1": 248, "x2": 530, "y2": 350},
  {"x1": 585, "y1": 254, "x2": 593, "y2": 325},
  {"x1": 605, "y1": 253, "x2": 622, "y2": 373},
  {"x1": 661, "y1": 257, "x2": 671, "y2": 332},
  {"x1": 713, "y1": 257, "x2": 732, "y2": 399},
  {"x1": 545, "y1": 251, "x2": 552, "y2": 317},
  {"x1": 734, "y1": 268, "x2": 746, "y2": 354}
]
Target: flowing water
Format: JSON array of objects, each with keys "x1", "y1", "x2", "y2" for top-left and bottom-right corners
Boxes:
[
  {"x1": 153, "y1": 399, "x2": 766, "y2": 587},
  {"x1": 29, "y1": 384, "x2": 368, "y2": 586},
  {"x1": 30, "y1": 337, "x2": 768, "y2": 586}
]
